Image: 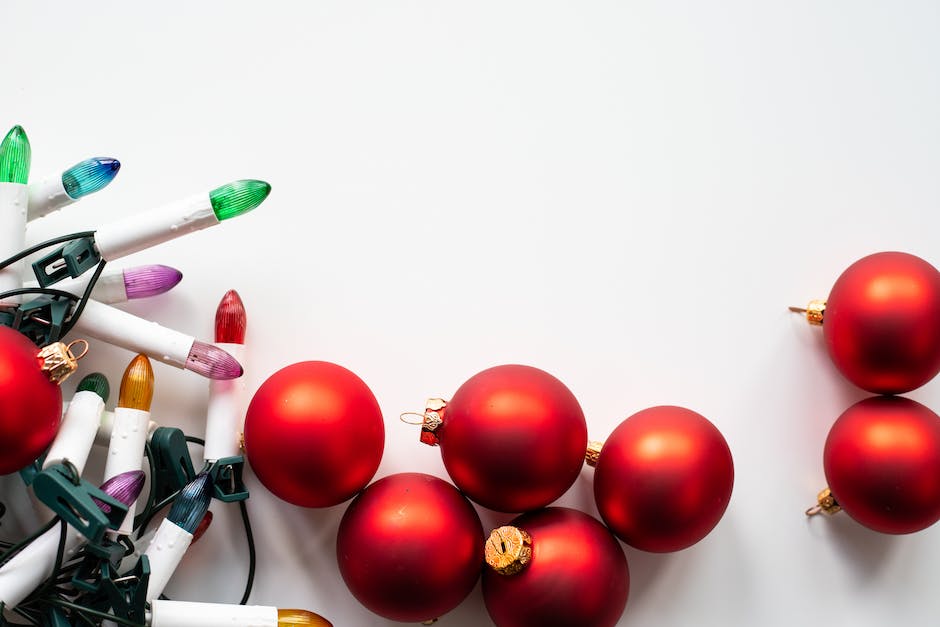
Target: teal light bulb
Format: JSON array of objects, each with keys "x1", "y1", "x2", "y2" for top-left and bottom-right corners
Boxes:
[
  {"x1": 209, "y1": 180, "x2": 271, "y2": 221},
  {"x1": 62, "y1": 157, "x2": 121, "y2": 199},
  {"x1": 0, "y1": 125, "x2": 31, "y2": 184}
]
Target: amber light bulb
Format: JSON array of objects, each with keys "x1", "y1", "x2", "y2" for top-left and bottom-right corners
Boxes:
[
  {"x1": 104, "y1": 353, "x2": 155, "y2": 535},
  {"x1": 277, "y1": 609, "x2": 333, "y2": 626},
  {"x1": 118, "y1": 354, "x2": 154, "y2": 411}
]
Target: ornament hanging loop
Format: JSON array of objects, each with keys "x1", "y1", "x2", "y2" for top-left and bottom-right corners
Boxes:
[
  {"x1": 38, "y1": 338, "x2": 90, "y2": 385},
  {"x1": 401, "y1": 399, "x2": 447, "y2": 446},
  {"x1": 67, "y1": 338, "x2": 90, "y2": 361},
  {"x1": 805, "y1": 487, "x2": 841, "y2": 517},
  {"x1": 398, "y1": 412, "x2": 426, "y2": 426}
]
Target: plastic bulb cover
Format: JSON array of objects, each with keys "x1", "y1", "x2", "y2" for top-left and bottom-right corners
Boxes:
[
  {"x1": 0, "y1": 125, "x2": 30, "y2": 184},
  {"x1": 118, "y1": 354, "x2": 154, "y2": 411},
  {"x1": 123, "y1": 265, "x2": 183, "y2": 299},
  {"x1": 167, "y1": 473, "x2": 213, "y2": 534},
  {"x1": 277, "y1": 609, "x2": 333, "y2": 627},
  {"x1": 76, "y1": 372, "x2": 110, "y2": 402},
  {"x1": 209, "y1": 180, "x2": 271, "y2": 221},
  {"x1": 187, "y1": 341, "x2": 243, "y2": 379},
  {"x1": 191, "y1": 510, "x2": 213, "y2": 543},
  {"x1": 94, "y1": 470, "x2": 147, "y2": 512},
  {"x1": 62, "y1": 157, "x2": 121, "y2": 199},
  {"x1": 215, "y1": 289, "x2": 247, "y2": 344}
]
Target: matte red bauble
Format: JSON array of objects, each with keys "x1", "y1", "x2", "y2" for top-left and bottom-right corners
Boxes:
[
  {"x1": 0, "y1": 326, "x2": 63, "y2": 475},
  {"x1": 244, "y1": 361, "x2": 384, "y2": 507},
  {"x1": 823, "y1": 396, "x2": 940, "y2": 534},
  {"x1": 482, "y1": 507, "x2": 629, "y2": 627},
  {"x1": 592, "y1": 405, "x2": 734, "y2": 552},
  {"x1": 417, "y1": 364, "x2": 587, "y2": 512},
  {"x1": 336, "y1": 473, "x2": 484, "y2": 622},
  {"x1": 820, "y1": 251, "x2": 940, "y2": 394}
]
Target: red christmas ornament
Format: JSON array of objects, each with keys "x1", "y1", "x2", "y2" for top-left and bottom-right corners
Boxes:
[
  {"x1": 590, "y1": 406, "x2": 733, "y2": 552},
  {"x1": 244, "y1": 361, "x2": 384, "y2": 507},
  {"x1": 414, "y1": 364, "x2": 587, "y2": 512},
  {"x1": 0, "y1": 327, "x2": 76, "y2": 475},
  {"x1": 482, "y1": 507, "x2": 629, "y2": 627},
  {"x1": 819, "y1": 396, "x2": 940, "y2": 534},
  {"x1": 796, "y1": 251, "x2": 940, "y2": 394},
  {"x1": 336, "y1": 473, "x2": 484, "y2": 623}
]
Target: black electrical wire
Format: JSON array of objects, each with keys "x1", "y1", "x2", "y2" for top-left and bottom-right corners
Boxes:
[
  {"x1": 0, "y1": 517, "x2": 60, "y2": 568},
  {"x1": 0, "y1": 231, "x2": 107, "y2": 344},
  {"x1": 47, "y1": 520, "x2": 68, "y2": 597},
  {"x1": 134, "y1": 488, "x2": 182, "y2": 542},
  {"x1": 0, "y1": 287, "x2": 77, "y2": 302},
  {"x1": 133, "y1": 440, "x2": 158, "y2": 538},
  {"x1": 0, "y1": 232, "x2": 95, "y2": 272},
  {"x1": 39, "y1": 598, "x2": 143, "y2": 627},
  {"x1": 59, "y1": 258, "x2": 107, "y2": 338},
  {"x1": 238, "y1": 499, "x2": 256, "y2": 605},
  {"x1": 9, "y1": 606, "x2": 38, "y2": 626}
]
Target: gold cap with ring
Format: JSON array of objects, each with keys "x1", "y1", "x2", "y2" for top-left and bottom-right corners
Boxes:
[
  {"x1": 585, "y1": 440, "x2": 604, "y2": 467},
  {"x1": 485, "y1": 526, "x2": 533, "y2": 576},
  {"x1": 38, "y1": 339, "x2": 89, "y2": 385},
  {"x1": 805, "y1": 487, "x2": 841, "y2": 517},
  {"x1": 789, "y1": 300, "x2": 826, "y2": 326}
]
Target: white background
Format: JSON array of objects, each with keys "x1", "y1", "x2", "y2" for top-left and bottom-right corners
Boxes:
[{"x1": 3, "y1": 1, "x2": 940, "y2": 625}]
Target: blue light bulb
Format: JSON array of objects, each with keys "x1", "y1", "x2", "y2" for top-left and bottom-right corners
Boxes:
[
  {"x1": 61, "y1": 157, "x2": 121, "y2": 199},
  {"x1": 166, "y1": 473, "x2": 213, "y2": 534}
]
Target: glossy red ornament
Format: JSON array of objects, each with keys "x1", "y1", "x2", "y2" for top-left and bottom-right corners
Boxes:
[
  {"x1": 0, "y1": 326, "x2": 62, "y2": 475},
  {"x1": 336, "y1": 473, "x2": 484, "y2": 622},
  {"x1": 426, "y1": 364, "x2": 587, "y2": 512},
  {"x1": 593, "y1": 406, "x2": 734, "y2": 552},
  {"x1": 823, "y1": 251, "x2": 940, "y2": 394},
  {"x1": 244, "y1": 361, "x2": 384, "y2": 507},
  {"x1": 482, "y1": 507, "x2": 629, "y2": 627},
  {"x1": 824, "y1": 396, "x2": 940, "y2": 534}
]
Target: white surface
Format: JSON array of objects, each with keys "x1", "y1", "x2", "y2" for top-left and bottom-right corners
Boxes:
[{"x1": 3, "y1": 1, "x2": 940, "y2": 625}]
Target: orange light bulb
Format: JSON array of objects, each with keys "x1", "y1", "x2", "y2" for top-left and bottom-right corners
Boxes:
[
  {"x1": 118, "y1": 354, "x2": 154, "y2": 411},
  {"x1": 277, "y1": 609, "x2": 333, "y2": 627}
]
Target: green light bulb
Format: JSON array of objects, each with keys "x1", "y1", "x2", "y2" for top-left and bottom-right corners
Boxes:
[
  {"x1": 209, "y1": 180, "x2": 271, "y2": 221},
  {"x1": 76, "y1": 372, "x2": 110, "y2": 403},
  {"x1": 0, "y1": 125, "x2": 31, "y2": 184}
]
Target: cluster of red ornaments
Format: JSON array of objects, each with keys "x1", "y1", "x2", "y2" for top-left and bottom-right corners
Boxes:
[
  {"x1": 799, "y1": 251, "x2": 940, "y2": 534},
  {"x1": 3, "y1": 249, "x2": 939, "y2": 624},
  {"x1": 243, "y1": 362, "x2": 734, "y2": 625}
]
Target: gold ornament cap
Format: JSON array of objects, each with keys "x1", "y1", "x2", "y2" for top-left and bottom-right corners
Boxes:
[
  {"x1": 805, "y1": 487, "x2": 841, "y2": 516},
  {"x1": 37, "y1": 339, "x2": 89, "y2": 385},
  {"x1": 585, "y1": 440, "x2": 604, "y2": 467},
  {"x1": 485, "y1": 526, "x2": 533, "y2": 576},
  {"x1": 789, "y1": 300, "x2": 826, "y2": 326}
]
